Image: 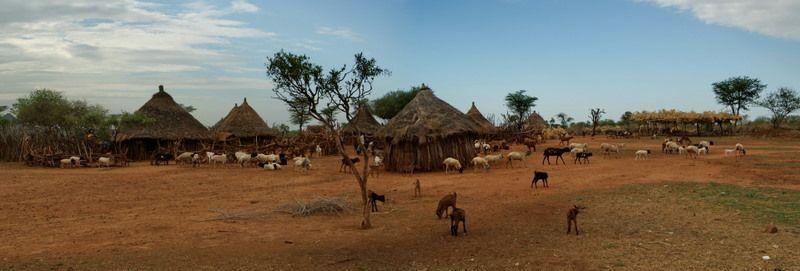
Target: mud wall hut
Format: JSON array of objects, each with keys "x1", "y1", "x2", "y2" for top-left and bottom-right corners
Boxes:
[
  {"x1": 378, "y1": 85, "x2": 483, "y2": 172},
  {"x1": 115, "y1": 85, "x2": 211, "y2": 160}
]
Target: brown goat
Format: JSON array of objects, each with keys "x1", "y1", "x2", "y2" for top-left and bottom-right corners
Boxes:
[
  {"x1": 436, "y1": 192, "x2": 457, "y2": 219},
  {"x1": 567, "y1": 205, "x2": 586, "y2": 235},
  {"x1": 450, "y1": 208, "x2": 467, "y2": 236},
  {"x1": 414, "y1": 179, "x2": 421, "y2": 198}
]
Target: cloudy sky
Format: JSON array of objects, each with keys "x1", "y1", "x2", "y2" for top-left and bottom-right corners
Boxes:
[{"x1": 1, "y1": 0, "x2": 798, "y2": 126}]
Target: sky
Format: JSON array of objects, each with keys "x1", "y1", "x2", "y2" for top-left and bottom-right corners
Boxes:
[{"x1": 1, "y1": 0, "x2": 799, "y2": 126}]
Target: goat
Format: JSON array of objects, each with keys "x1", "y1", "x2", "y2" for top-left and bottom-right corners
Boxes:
[
  {"x1": 368, "y1": 190, "x2": 386, "y2": 212},
  {"x1": 506, "y1": 151, "x2": 530, "y2": 168},
  {"x1": 567, "y1": 205, "x2": 585, "y2": 235},
  {"x1": 205, "y1": 152, "x2": 216, "y2": 164},
  {"x1": 523, "y1": 138, "x2": 538, "y2": 152},
  {"x1": 569, "y1": 143, "x2": 588, "y2": 151},
  {"x1": 339, "y1": 157, "x2": 361, "y2": 173},
  {"x1": 176, "y1": 152, "x2": 194, "y2": 165},
  {"x1": 735, "y1": 143, "x2": 746, "y2": 156},
  {"x1": 293, "y1": 156, "x2": 311, "y2": 174},
  {"x1": 684, "y1": 145, "x2": 700, "y2": 159},
  {"x1": 484, "y1": 153, "x2": 504, "y2": 164},
  {"x1": 531, "y1": 171, "x2": 549, "y2": 189},
  {"x1": 574, "y1": 151, "x2": 592, "y2": 164},
  {"x1": 59, "y1": 158, "x2": 77, "y2": 168},
  {"x1": 97, "y1": 156, "x2": 113, "y2": 168},
  {"x1": 234, "y1": 151, "x2": 252, "y2": 167},
  {"x1": 191, "y1": 153, "x2": 202, "y2": 167},
  {"x1": 260, "y1": 162, "x2": 282, "y2": 170},
  {"x1": 315, "y1": 145, "x2": 323, "y2": 157},
  {"x1": 436, "y1": 192, "x2": 457, "y2": 219},
  {"x1": 471, "y1": 156, "x2": 490, "y2": 173},
  {"x1": 370, "y1": 156, "x2": 383, "y2": 177},
  {"x1": 209, "y1": 154, "x2": 228, "y2": 167},
  {"x1": 443, "y1": 158, "x2": 464, "y2": 174},
  {"x1": 152, "y1": 153, "x2": 174, "y2": 166},
  {"x1": 542, "y1": 147, "x2": 570, "y2": 165},
  {"x1": 634, "y1": 150, "x2": 651, "y2": 160},
  {"x1": 414, "y1": 179, "x2": 421, "y2": 198},
  {"x1": 450, "y1": 208, "x2": 467, "y2": 236}
]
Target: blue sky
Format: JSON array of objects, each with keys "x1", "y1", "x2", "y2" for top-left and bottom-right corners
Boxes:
[{"x1": 1, "y1": 0, "x2": 798, "y2": 126}]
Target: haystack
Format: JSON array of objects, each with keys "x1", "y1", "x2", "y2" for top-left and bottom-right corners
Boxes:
[
  {"x1": 116, "y1": 85, "x2": 211, "y2": 160},
  {"x1": 212, "y1": 98, "x2": 277, "y2": 143},
  {"x1": 378, "y1": 85, "x2": 482, "y2": 172},
  {"x1": 466, "y1": 102, "x2": 496, "y2": 134},
  {"x1": 341, "y1": 105, "x2": 382, "y2": 136}
]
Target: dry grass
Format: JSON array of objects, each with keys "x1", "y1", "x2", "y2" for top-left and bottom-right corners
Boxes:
[{"x1": 276, "y1": 196, "x2": 353, "y2": 217}]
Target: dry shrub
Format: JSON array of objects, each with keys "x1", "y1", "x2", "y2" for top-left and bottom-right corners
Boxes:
[
  {"x1": 542, "y1": 127, "x2": 567, "y2": 139},
  {"x1": 277, "y1": 196, "x2": 353, "y2": 217}
]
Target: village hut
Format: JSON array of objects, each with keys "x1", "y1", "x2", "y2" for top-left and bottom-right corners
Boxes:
[
  {"x1": 378, "y1": 85, "x2": 483, "y2": 172},
  {"x1": 341, "y1": 105, "x2": 382, "y2": 143},
  {"x1": 525, "y1": 111, "x2": 548, "y2": 132},
  {"x1": 116, "y1": 85, "x2": 211, "y2": 160},
  {"x1": 466, "y1": 102, "x2": 496, "y2": 135},
  {"x1": 212, "y1": 98, "x2": 277, "y2": 145}
]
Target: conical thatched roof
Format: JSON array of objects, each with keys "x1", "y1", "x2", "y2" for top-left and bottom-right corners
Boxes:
[
  {"x1": 379, "y1": 86, "x2": 483, "y2": 144},
  {"x1": 466, "y1": 102, "x2": 496, "y2": 134},
  {"x1": 117, "y1": 85, "x2": 210, "y2": 141},
  {"x1": 212, "y1": 98, "x2": 277, "y2": 138},
  {"x1": 211, "y1": 103, "x2": 238, "y2": 131},
  {"x1": 342, "y1": 105, "x2": 382, "y2": 135},
  {"x1": 525, "y1": 111, "x2": 547, "y2": 131}
]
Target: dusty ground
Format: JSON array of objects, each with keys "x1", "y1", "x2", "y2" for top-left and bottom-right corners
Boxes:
[{"x1": 1, "y1": 136, "x2": 799, "y2": 270}]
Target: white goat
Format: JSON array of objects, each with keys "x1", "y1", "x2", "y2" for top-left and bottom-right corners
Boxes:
[
  {"x1": 569, "y1": 143, "x2": 588, "y2": 150},
  {"x1": 484, "y1": 153, "x2": 504, "y2": 164},
  {"x1": 205, "y1": 152, "x2": 215, "y2": 164},
  {"x1": 634, "y1": 150, "x2": 651, "y2": 160},
  {"x1": 684, "y1": 145, "x2": 700, "y2": 159},
  {"x1": 735, "y1": 143, "x2": 746, "y2": 155},
  {"x1": 315, "y1": 145, "x2": 323, "y2": 156},
  {"x1": 293, "y1": 157, "x2": 311, "y2": 173},
  {"x1": 506, "y1": 151, "x2": 528, "y2": 168},
  {"x1": 60, "y1": 158, "x2": 75, "y2": 168},
  {"x1": 98, "y1": 157, "x2": 113, "y2": 167},
  {"x1": 210, "y1": 154, "x2": 228, "y2": 167},
  {"x1": 443, "y1": 157, "x2": 463, "y2": 174},
  {"x1": 257, "y1": 153, "x2": 279, "y2": 163},
  {"x1": 263, "y1": 162, "x2": 282, "y2": 171},
  {"x1": 471, "y1": 156, "x2": 490, "y2": 172}
]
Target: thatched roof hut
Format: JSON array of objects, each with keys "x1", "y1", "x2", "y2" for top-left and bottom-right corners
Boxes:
[
  {"x1": 525, "y1": 111, "x2": 548, "y2": 132},
  {"x1": 117, "y1": 85, "x2": 210, "y2": 142},
  {"x1": 466, "y1": 102, "x2": 496, "y2": 134},
  {"x1": 212, "y1": 98, "x2": 277, "y2": 141},
  {"x1": 378, "y1": 85, "x2": 482, "y2": 172},
  {"x1": 341, "y1": 105, "x2": 382, "y2": 136}
]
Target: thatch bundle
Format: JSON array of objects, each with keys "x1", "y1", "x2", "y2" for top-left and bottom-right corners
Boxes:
[
  {"x1": 341, "y1": 105, "x2": 382, "y2": 135},
  {"x1": 212, "y1": 98, "x2": 277, "y2": 141},
  {"x1": 378, "y1": 85, "x2": 482, "y2": 172},
  {"x1": 116, "y1": 85, "x2": 210, "y2": 159},
  {"x1": 466, "y1": 102, "x2": 496, "y2": 134}
]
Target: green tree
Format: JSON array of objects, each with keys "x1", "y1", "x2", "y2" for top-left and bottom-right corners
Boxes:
[
  {"x1": 589, "y1": 108, "x2": 605, "y2": 136},
  {"x1": 12, "y1": 89, "x2": 73, "y2": 127},
  {"x1": 505, "y1": 90, "x2": 538, "y2": 131},
  {"x1": 287, "y1": 98, "x2": 311, "y2": 132},
  {"x1": 555, "y1": 112, "x2": 573, "y2": 127},
  {"x1": 178, "y1": 103, "x2": 196, "y2": 113},
  {"x1": 756, "y1": 87, "x2": 800, "y2": 128},
  {"x1": 371, "y1": 86, "x2": 421, "y2": 120},
  {"x1": 712, "y1": 76, "x2": 766, "y2": 128},
  {"x1": 266, "y1": 50, "x2": 388, "y2": 229}
]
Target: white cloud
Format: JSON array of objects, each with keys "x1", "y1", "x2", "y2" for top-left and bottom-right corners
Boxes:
[
  {"x1": 640, "y1": 0, "x2": 800, "y2": 40},
  {"x1": 316, "y1": 26, "x2": 363, "y2": 42},
  {"x1": 230, "y1": 0, "x2": 259, "y2": 13}
]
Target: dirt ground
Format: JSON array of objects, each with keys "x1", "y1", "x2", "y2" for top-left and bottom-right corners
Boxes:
[{"x1": 1, "y1": 136, "x2": 799, "y2": 270}]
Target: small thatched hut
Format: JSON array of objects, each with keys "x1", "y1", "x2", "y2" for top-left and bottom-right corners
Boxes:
[
  {"x1": 525, "y1": 111, "x2": 548, "y2": 132},
  {"x1": 212, "y1": 98, "x2": 277, "y2": 144},
  {"x1": 341, "y1": 105, "x2": 382, "y2": 142},
  {"x1": 378, "y1": 85, "x2": 483, "y2": 172},
  {"x1": 116, "y1": 85, "x2": 211, "y2": 160},
  {"x1": 466, "y1": 102, "x2": 496, "y2": 135}
]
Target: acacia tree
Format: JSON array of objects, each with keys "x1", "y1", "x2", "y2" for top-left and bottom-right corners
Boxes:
[
  {"x1": 287, "y1": 99, "x2": 311, "y2": 132},
  {"x1": 712, "y1": 76, "x2": 766, "y2": 129},
  {"x1": 505, "y1": 90, "x2": 538, "y2": 131},
  {"x1": 266, "y1": 50, "x2": 388, "y2": 229},
  {"x1": 757, "y1": 87, "x2": 800, "y2": 128},
  {"x1": 589, "y1": 108, "x2": 605, "y2": 136},
  {"x1": 555, "y1": 112, "x2": 573, "y2": 127}
]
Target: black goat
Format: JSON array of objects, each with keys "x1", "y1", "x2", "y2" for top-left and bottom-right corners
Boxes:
[
  {"x1": 339, "y1": 157, "x2": 361, "y2": 173},
  {"x1": 368, "y1": 190, "x2": 385, "y2": 212},
  {"x1": 151, "y1": 153, "x2": 174, "y2": 166},
  {"x1": 531, "y1": 171, "x2": 549, "y2": 189},
  {"x1": 450, "y1": 208, "x2": 467, "y2": 236},
  {"x1": 574, "y1": 151, "x2": 592, "y2": 164},
  {"x1": 542, "y1": 147, "x2": 570, "y2": 165}
]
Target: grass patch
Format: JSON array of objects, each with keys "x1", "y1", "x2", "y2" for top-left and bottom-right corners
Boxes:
[{"x1": 690, "y1": 182, "x2": 800, "y2": 227}]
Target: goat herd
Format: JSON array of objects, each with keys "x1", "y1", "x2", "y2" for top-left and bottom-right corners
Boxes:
[{"x1": 54, "y1": 136, "x2": 749, "y2": 237}]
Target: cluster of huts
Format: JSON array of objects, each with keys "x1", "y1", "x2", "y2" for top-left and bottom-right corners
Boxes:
[{"x1": 117, "y1": 85, "x2": 547, "y2": 171}]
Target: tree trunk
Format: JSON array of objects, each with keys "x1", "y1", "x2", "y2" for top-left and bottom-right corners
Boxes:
[{"x1": 329, "y1": 127, "x2": 371, "y2": 229}]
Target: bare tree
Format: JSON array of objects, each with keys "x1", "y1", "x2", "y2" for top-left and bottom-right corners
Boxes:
[
  {"x1": 266, "y1": 50, "x2": 388, "y2": 229},
  {"x1": 589, "y1": 108, "x2": 605, "y2": 136}
]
